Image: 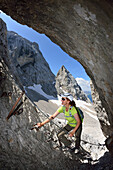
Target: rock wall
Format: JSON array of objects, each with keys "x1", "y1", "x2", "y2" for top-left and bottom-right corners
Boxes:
[
  {"x1": 90, "y1": 80, "x2": 113, "y2": 137},
  {"x1": 0, "y1": 0, "x2": 113, "y2": 136},
  {"x1": 0, "y1": 18, "x2": 78, "y2": 170},
  {"x1": 0, "y1": 65, "x2": 63, "y2": 170},
  {"x1": 1, "y1": 18, "x2": 106, "y2": 170},
  {"x1": 7, "y1": 31, "x2": 90, "y2": 101},
  {"x1": 1, "y1": 18, "x2": 113, "y2": 169}
]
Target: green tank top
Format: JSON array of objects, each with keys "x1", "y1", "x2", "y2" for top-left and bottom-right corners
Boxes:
[{"x1": 57, "y1": 106, "x2": 77, "y2": 127}]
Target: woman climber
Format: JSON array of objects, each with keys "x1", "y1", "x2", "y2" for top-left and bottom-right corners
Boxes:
[{"x1": 35, "y1": 93, "x2": 82, "y2": 153}]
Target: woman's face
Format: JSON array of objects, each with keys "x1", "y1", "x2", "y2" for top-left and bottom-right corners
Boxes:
[{"x1": 61, "y1": 97, "x2": 70, "y2": 105}]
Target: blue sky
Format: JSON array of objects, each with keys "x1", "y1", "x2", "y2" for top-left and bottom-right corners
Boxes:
[{"x1": 0, "y1": 11, "x2": 91, "y2": 91}]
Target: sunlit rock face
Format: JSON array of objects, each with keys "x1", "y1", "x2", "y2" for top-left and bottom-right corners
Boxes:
[
  {"x1": 0, "y1": 0, "x2": 113, "y2": 135},
  {"x1": 56, "y1": 65, "x2": 90, "y2": 102},
  {"x1": 90, "y1": 80, "x2": 113, "y2": 137}
]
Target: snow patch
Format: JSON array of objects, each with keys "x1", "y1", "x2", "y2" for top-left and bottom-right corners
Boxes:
[{"x1": 24, "y1": 84, "x2": 57, "y2": 100}]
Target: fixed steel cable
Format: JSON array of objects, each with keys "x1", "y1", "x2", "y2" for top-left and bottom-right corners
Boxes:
[{"x1": 0, "y1": 59, "x2": 61, "y2": 129}]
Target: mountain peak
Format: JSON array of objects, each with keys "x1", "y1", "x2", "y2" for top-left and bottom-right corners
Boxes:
[
  {"x1": 61, "y1": 65, "x2": 66, "y2": 70},
  {"x1": 57, "y1": 65, "x2": 69, "y2": 77},
  {"x1": 55, "y1": 65, "x2": 90, "y2": 102}
]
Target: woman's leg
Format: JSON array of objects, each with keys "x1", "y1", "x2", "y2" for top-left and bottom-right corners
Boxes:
[
  {"x1": 57, "y1": 124, "x2": 73, "y2": 147},
  {"x1": 74, "y1": 124, "x2": 82, "y2": 149}
]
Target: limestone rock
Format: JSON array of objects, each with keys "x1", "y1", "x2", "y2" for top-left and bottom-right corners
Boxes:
[{"x1": 90, "y1": 80, "x2": 113, "y2": 137}]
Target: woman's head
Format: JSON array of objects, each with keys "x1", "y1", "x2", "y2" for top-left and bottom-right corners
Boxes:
[
  {"x1": 61, "y1": 93, "x2": 76, "y2": 107},
  {"x1": 61, "y1": 93, "x2": 73, "y2": 101}
]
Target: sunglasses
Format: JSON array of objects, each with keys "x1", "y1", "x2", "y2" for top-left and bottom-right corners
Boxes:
[{"x1": 61, "y1": 98, "x2": 66, "y2": 101}]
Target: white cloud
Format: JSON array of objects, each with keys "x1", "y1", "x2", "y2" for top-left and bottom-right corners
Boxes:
[{"x1": 76, "y1": 78, "x2": 91, "y2": 92}]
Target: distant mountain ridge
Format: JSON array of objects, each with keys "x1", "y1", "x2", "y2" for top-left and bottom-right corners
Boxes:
[
  {"x1": 84, "y1": 91, "x2": 92, "y2": 102},
  {"x1": 7, "y1": 31, "x2": 57, "y2": 97}
]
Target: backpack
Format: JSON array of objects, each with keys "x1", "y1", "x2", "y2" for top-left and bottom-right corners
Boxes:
[{"x1": 75, "y1": 107, "x2": 84, "y2": 123}]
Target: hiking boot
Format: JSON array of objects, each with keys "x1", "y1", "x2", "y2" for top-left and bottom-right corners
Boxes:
[
  {"x1": 62, "y1": 146, "x2": 71, "y2": 150},
  {"x1": 58, "y1": 145, "x2": 67, "y2": 151},
  {"x1": 69, "y1": 147, "x2": 76, "y2": 152},
  {"x1": 69, "y1": 147, "x2": 80, "y2": 153},
  {"x1": 74, "y1": 149, "x2": 79, "y2": 154}
]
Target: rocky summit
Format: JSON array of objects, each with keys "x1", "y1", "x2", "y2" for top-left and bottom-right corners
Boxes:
[{"x1": 56, "y1": 65, "x2": 90, "y2": 102}]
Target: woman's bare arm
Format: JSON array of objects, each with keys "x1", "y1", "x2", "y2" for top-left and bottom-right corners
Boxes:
[
  {"x1": 69, "y1": 113, "x2": 81, "y2": 137},
  {"x1": 37, "y1": 110, "x2": 60, "y2": 127}
]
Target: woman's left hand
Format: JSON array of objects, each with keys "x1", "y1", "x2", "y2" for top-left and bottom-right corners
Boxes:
[{"x1": 69, "y1": 130, "x2": 75, "y2": 137}]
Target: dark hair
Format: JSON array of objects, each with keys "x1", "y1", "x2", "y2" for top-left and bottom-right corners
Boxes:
[
  {"x1": 66, "y1": 98, "x2": 76, "y2": 107},
  {"x1": 69, "y1": 100, "x2": 76, "y2": 107}
]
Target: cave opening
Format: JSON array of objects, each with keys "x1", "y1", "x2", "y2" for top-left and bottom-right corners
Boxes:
[
  {"x1": 0, "y1": 10, "x2": 92, "y2": 102},
  {"x1": 0, "y1": 8, "x2": 110, "y2": 167}
]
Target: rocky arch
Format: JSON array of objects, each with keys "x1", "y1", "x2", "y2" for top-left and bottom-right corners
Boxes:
[{"x1": 0, "y1": 0, "x2": 113, "y2": 136}]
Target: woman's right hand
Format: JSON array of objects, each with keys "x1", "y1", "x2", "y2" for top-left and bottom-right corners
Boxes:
[{"x1": 36, "y1": 122, "x2": 42, "y2": 128}]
